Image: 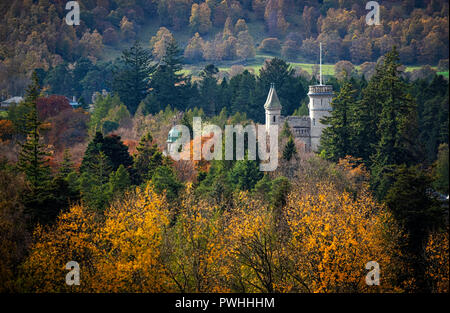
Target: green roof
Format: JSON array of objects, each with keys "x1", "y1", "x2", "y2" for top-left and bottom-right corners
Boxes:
[{"x1": 167, "y1": 127, "x2": 181, "y2": 143}]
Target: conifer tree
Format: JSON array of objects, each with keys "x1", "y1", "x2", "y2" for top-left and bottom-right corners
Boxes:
[
  {"x1": 280, "y1": 120, "x2": 292, "y2": 138},
  {"x1": 370, "y1": 48, "x2": 419, "y2": 199},
  {"x1": 109, "y1": 164, "x2": 131, "y2": 195},
  {"x1": 113, "y1": 41, "x2": 154, "y2": 115},
  {"x1": 58, "y1": 149, "x2": 74, "y2": 179},
  {"x1": 282, "y1": 136, "x2": 297, "y2": 161},
  {"x1": 320, "y1": 81, "x2": 357, "y2": 162},
  {"x1": 17, "y1": 71, "x2": 55, "y2": 224},
  {"x1": 133, "y1": 131, "x2": 166, "y2": 183},
  {"x1": 150, "y1": 39, "x2": 185, "y2": 110}
]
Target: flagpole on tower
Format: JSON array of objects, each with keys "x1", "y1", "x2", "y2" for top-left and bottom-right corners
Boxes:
[{"x1": 319, "y1": 42, "x2": 322, "y2": 85}]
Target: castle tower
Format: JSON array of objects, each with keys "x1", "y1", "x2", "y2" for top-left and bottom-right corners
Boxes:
[
  {"x1": 264, "y1": 83, "x2": 282, "y2": 132},
  {"x1": 308, "y1": 42, "x2": 333, "y2": 151},
  {"x1": 308, "y1": 84, "x2": 333, "y2": 151}
]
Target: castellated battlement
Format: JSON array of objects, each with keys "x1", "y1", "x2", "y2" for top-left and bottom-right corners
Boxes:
[
  {"x1": 264, "y1": 82, "x2": 333, "y2": 152},
  {"x1": 308, "y1": 85, "x2": 333, "y2": 95}
]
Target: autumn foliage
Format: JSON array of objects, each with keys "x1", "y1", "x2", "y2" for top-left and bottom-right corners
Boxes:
[{"x1": 17, "y1": 178, "x2": 430, "y2": 293}]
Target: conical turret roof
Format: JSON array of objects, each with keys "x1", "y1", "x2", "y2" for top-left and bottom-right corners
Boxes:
[{"x1": 264, "y1": 83, "x2": 282, "y2": 110}]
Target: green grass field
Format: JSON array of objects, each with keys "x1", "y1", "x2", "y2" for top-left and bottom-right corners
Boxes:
[{"x1": 179, "y1": 51, "x2": 449, "y2": 79}]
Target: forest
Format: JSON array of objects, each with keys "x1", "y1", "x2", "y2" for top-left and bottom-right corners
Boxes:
[
  {"x1": 0, "y1": 0, "x2": 449, "y2": 98},
  {"x1": 0, "y1": 0, "x2": 448, "y2": 294}
]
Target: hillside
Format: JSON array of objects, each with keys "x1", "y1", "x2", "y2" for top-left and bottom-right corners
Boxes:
[{"x1": 1, "y1": 0, "x2": 449, "y2": 98}]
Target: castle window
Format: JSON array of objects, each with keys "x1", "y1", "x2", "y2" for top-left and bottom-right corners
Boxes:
[
  {"x1": 273, "y1": 116, "x2": 276, "y2": 123},
  {"x1": 313, "y1": 118, "x2": 315, "y2": 126}
]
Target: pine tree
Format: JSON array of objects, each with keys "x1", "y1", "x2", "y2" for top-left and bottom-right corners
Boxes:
[
  {"x1": 231, "y1": 70, "x2": 257, "y2": 119},
  {"x1": 282, "y1": 136, "x2": 297, "y2": 161},
  {"x1": 109, "y1": 164, "x2": 131, "y2": 195},
  {"x1": 17, "y1": 71, "x2": 55, "y2": 224},
  {"x1": 385, "y1": 165, "x2": 444, "y2": 292},
  {"x1": 320, "y1": 81, "x2": 357, "y2": 162},
  {"x1": 113, "y1": 41, "x2": 155, "y2": 115},
  {"x1": 257, "y1": 58, "x2": 307, "y2": 120},
  {"x1": 370, "y1": 48, "x2": 419, "y2": 199},
  {"x1": 199, "y1": 64, "x2": 220, "y2": 116},
  {"x1": 150, "y1": 38, "x2": 185, "y2": 110},
  {"x1": 58, "y1": 149, "x2": 74, "y2": 179},
  {"x1": 133, "y1": 131, "x2": 166, "y2": 184},
  {"x1": 229, "y1": 158, "x2": 263, "y2": 191},
  {"x1": 432, "y1": 143, "x2": 449, "y2": 194},
  {"x1": 351, "y1": 62, "x2": 385, "y2": 164},
  {"x1": 151, "y1": 165, "x2": 183, "y2": 203},
  {"x1": 280, "y1": 120, "x2": 292, "y2": 138},
  {"x1": 80, "y1": 131, "x2": 104, "y2": 173}
]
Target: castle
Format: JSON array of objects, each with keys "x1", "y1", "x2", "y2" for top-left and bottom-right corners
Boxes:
[
  {"x1": 264, "y1": 82, "x2": 333, "y2": 152},
  {"x1": 166, "y1": 81, "x2": 334, "y2": 156}
]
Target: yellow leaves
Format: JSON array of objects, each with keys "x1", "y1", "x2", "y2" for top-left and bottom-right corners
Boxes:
[
  {"x1": 424, "y1": 229, "x2": 449, "y2": 293},
  {"x1": 18, "y1": 178, "x2": 446, "y2": 293}
]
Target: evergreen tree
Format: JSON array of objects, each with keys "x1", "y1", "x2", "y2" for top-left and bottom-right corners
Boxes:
[
  {"x1": 370, "y1": 48, "x2": 419, "y2": 199},
  {"x1": 101, "y1": 134, "x2": 134, "y2": 171},
  {"x1": 282, "y1": 136, "x2": 297, "y2": 161},
  {"x1": 270, "y1": 176, "x2": 291, "y2": 211},
  {"x1": 229, "y1": 158, "x2": 263, "y2": 191},
  {"x1": 414, "y1": 75, "x2": 449, "y2": 163},
  {"x1": 113, "y1": 41, "x2": 154, "y2": 115},
  {"x1": 109, "y1": 164, "x2": 131, "y2": 195},
  {"x1": 58, "y1": 149, "x2": 75, "y2": 179},
  {"x1": 231, "y1": 70, "x2": 258, "y2": 120},
  {"x1": 280, "y1": 120, "x2": 292, "y2": 138},
  {"x1": 352, "y1": 62, "x2": 385, "y2": 164},
  {"x1": 16, "y1": 71, "x2": 55, "y2": 225},
  {"x1": 150, "y1": 39, "x2": 186, "y2": 111},
  {"x1": 151, "y1": 165, "x2": 183, "y2": 203},
  {"x1": 81, "y1": 132, "x2": 133, "y2": 176},
  {"x1": 199, "y1": 64, "x2": 220, "y2": 116},
  {"x1": 432, "y1": 143, "x2": 449, "y2": 194},
  {"x1": 257, "y1": 58, "x2": 307, "y2": 121},
  {"x1": 133, "y1": 131, "x2": 166, "y2": 184},
  {"x1": 80, "y1": 132, "x2": 105, "y2": 173},
  {"x1": 385, "y1": 165, "x2": 444, "y2": 292},
  {"x1": 320, "y1": 81, "x2": 357, "y2": 162}
]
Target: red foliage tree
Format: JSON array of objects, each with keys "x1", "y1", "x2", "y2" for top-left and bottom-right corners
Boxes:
[{"x1": 37, "y1": 95, "x2": 72, "y2": 121}]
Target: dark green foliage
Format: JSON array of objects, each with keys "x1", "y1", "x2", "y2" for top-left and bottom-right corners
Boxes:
[
  {"x1": 270, "y1": 176, "x2": 291, "y2": 209},
  {"x1": 229, "y1": 159, "x2": 263, "y2": 191},
  {"x1": 411, "y1": 75, "x2": 449, "y2": 164},
  {"x1": 113, "y1": 41, "x2": 155, "y2": 115},
  {"x1": 385, "y1": 165, "x2": 445, "y2": 292},
  {"x1": 280, "y1": 120, "x2": 292, "y2": 138},
  {"x1": 257, "y1": 58, "x2": 308, "y2": 120},
  {"x1": 150, "y1": 39, "x2": 188, "y2": 112},
  {"x1": 432, "y1": 143, "x2": 449, "y2": 194},
  {"x1": 282, "y1": 136, "x2": 297, "y2": 161},
  {"x1": 133, "y1": 132, "x2": 166, "y2": 184},
  {"x1": 102, "y1": 120, "x2": 119, "y2": 134},
  {"x1": 195, "y1": 160, "x2": 233, "y2": 210},
  {"x1": 81, "y1": 132, "x2": 133, "y2": 175},
  {"x1": 151, "y1": 165, "x2": 183, "y2": 202},
  {"x1": 229, "y1": 70, "x2": 258, "y2": 121},
  {"x1": 58, "y1": 149, "x2": 75, "y2": 179},
  {"x1": 16, "y1": 72, "x2": 56, "y2": 225},
  {"x1": 199, "y1": 64, "x2": 220, "y2": 116},
  {"x1": 44, "y1": 63, "x2": 74, "y2": 96},
  {"x1": 109, "y1": 165, "x2": 131, "y2": 195},
  {"x1": 320, "y1": 81, "x2": 357, "y2": 162},
  {"x1": 370, "y1": 48, "x2": 419, "y2": 199}
]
